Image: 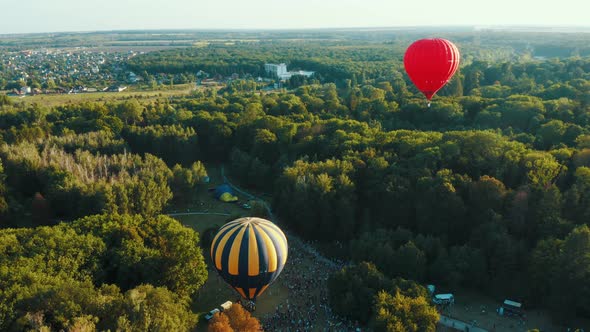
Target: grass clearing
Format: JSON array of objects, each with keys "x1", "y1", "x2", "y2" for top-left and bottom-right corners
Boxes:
[
  {"x1": 171, "y1": 164, "x2": 290, "y2": 331},
  {"x1": 173, "y1": 214, "x2": 230, "y2": 233},
  {"x1": 191, "y1": 265, "x2": 289, "y2": 332},
  {"x1": 180, "y1": 212, "x2": 294, "y2": 331},
  {"x1": 8, "y1": 84, "x2": 201, "y2": 107}
]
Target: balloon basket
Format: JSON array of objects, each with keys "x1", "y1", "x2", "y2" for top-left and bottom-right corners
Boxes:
[{"x1": 245, "y1": 300, "x2": 256, "y2": 312}]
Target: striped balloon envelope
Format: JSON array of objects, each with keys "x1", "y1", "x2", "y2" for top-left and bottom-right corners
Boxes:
[{"x1": 210, "y1": 217, "x2": 288, "y2": 301}]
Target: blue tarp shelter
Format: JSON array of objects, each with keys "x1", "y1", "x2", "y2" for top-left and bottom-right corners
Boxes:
[{"x1": 215, "y1": 184, "x2": 234, "y2": 199}]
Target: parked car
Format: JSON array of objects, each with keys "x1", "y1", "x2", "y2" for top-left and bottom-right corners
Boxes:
[{"x1": 204, "y1": 308, "x2": 220, "y2": 321}]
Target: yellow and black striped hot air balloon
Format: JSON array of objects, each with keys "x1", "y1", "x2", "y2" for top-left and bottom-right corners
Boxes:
[{"x1": 210, "y1": 217, "x2": 288, "y2": 301}]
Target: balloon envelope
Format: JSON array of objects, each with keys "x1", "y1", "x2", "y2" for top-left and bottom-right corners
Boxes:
[
  {"x1": 210, "y1": 217, "x2": 288, "y2": 301},
  {"x1": 403, "y1": 38, "x2": 460, "y2": 100}
]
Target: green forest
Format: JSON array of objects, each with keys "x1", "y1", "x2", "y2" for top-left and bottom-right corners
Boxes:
[{"x1": 1, "y1": 29, "x2": 590, "y2": 331}]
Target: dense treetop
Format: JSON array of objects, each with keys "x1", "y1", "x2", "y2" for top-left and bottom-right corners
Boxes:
[{"x1": 0, "y1": 214, "x2": 205, "y2": 331}]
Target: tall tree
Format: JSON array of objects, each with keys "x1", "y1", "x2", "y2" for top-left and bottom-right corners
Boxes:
[
  {"x1": 373, "y1": 290, "x2": 439, "y2": 332},
  {"x1": 208, "y1": 304, "x2": 261, "y2": 331}
]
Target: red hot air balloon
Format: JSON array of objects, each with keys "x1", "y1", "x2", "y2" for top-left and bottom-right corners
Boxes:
[{"x1": 403, "y1": 38, "x2": 460, "y2": 103}]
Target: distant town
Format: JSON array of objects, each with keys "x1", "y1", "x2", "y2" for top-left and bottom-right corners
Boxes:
[
  {"x1": 0, "y1": 48, "x2": 316, "y2": 96},
  {"x1": 0, "y1": 49, "x2": 139, "y2": 95}
]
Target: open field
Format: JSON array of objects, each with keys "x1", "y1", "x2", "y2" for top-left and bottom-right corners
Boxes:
[
  {"x1": 190, "y1": 264, "x2": 290, "y2": 331},
  {"x1": 7, "y1": 84, "x2": 201, "y2": 107},
  {"x1": 170, "y1": 165, "x2": 291, "y2": 331},
  {"x1": 184, "y1": 224, "x2": 345, "y2": 331},
  {"x1": 178, "y1": 206, "x2": 291, "y2": 331}
]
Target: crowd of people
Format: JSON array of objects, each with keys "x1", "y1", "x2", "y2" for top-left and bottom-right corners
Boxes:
[{"x1": 259, "y1": 236, "x2": 357, "y2": 331}]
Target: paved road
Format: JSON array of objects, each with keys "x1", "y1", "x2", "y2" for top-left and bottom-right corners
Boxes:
[{"x1": 440, "y1": 315, "x2": 489, "y2": 332}]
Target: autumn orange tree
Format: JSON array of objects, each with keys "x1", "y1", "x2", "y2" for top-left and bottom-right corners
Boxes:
[
  {"x1": 208, "y1": 314, "x2": 233, "y2": 332},
  {"x1": 208, "y1": 303, "x2": 262, "y2": 331}
]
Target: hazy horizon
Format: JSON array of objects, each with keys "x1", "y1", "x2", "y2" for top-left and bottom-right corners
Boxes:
[
  {"x1": 2, "y1": 0, "x2": 590, "y2": 35},
  {"x1": 4, "y1": 24, "x2": 590, "y2": 36}
]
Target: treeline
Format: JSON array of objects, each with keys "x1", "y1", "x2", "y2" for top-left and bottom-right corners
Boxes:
[
  {"x1": 127, "y1": 40, "x2": 455, "y2": 83},
  {"x1": 0, "y1": 98, "x2": 211, "y2": 225},
  {"x1": 126, "y1": 33, "x2": 590, "y2": 86},
  {"x1": 0, "y1": 214, "x2": 207, "y2": 331},
  {"x1": 328, "y1": 262, "x2": 439, "y2": 331},
  {"x1": 123, "y1": 124, "x2": 199, "y2": 165},
  {"x1": 0, "y1": 91, "x2": 213, "y2": 330},
  {"x1": 0, "y1": 143, "x2": 173, "y2": 220}
]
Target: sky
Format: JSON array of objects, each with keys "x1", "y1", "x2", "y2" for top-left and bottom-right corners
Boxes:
[{"x1": 1, "y1": 0, "x2": 590, "y2": 34}]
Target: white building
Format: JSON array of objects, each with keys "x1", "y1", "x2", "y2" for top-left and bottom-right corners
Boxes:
[
  {"x1": 277, "y1": 70, "x2": 315, "y2": 81},
  {"x1": 265, "y1": 63, "x2": 315, "y2": 81},
  {"x1": 264, "y1": 63, "x2": 288, "y2": 77},
  {"x1": 20, "y1": 86, "x2": 31, "y2": 95}
]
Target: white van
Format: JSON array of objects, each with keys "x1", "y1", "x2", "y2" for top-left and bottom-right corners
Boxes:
[
  {"x1": 220, "y1": 301, "x2": 232, "y2": 312},
  {"x1": 433, "y1": 293, "x2": 455, "y2": 305},
  {"x1": 501, "y1": 299, "x2": 524, "y2": 317}
]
